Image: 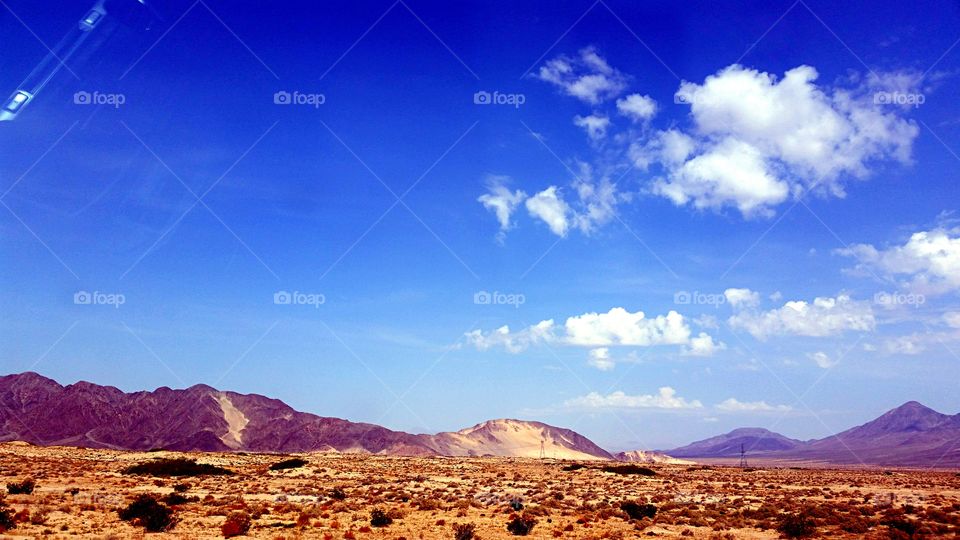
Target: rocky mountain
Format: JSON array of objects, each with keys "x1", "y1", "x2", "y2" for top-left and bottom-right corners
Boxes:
[
  {"x1": 667, "y1": 402, "x2": 960, "y2": 467},
  {"x1": 667, "y1": 427, "x2": 804, "y2": 457},
  {"x1": 0, "y1": 373, "x2": 616, "y2": 460}
]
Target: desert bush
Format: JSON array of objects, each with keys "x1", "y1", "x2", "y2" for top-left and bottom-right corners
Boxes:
[
  {"x1": 269, "y1": 458, "x2": 308, "y2": 471},
  {"x1": 0, "y1": 504, "x2": 14, "y2": 532},
  {"x1": 122, "y1": 458, "x2": 234, "y2": 477},
  {"x1": 601, "y1": 465, "x2": 656, "y2": 476},
  {"x1": 172, "y1": 483, "x2": 190, "y2": 493},
  {"x1": 221, "y1": 510, "x2": 252, "y2": 537},
  {"x1": 161, "y1": 493, "x2": 197, "y2": 506},
  {"x1": 777, "y1": 510, "x2": 817, "y2": 538},
  {"x1": 507, "y1": 514, "x2": 537, "y2": 535},
  {"x1": 562, "y1": 464, "x2": 586, "y2": 472},
  {"x1": 621, "y1": 501, "x2": 657, "y2": 520},
  {"x1": 6, "y1": 478, "x2": 35, "y2": 495},
  {"x1": 453, "y1": 522, "x2": 476, "y2": 540},
  {"x1": 118, "y1": 494, "x2": 175, "y2": 532},
  {"x1": 330, "y1": 487, "x2": 347, "y2": 500},
  {"x1": 370, "y1": 508, "x2": 392, "y2": 527}
]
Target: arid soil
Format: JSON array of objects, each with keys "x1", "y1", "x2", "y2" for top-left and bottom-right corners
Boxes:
[{"x1": 0, "y1": 442, "x2": 958, "y2": 539}]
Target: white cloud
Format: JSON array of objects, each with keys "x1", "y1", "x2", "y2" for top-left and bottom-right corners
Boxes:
[
  {"x1": 716, "y1": 398, "x2": 791, "y2": 412},
  {"x1": 574, "y1": 114, "x2": 611, "y2": 140},
  {"x1": 653, "y1": 137, "x2": 789, "y2": 217},
  {"x1": 536, "y1": 47, "x2": 627, "y2": 104},
  {"x1": 944, "y1": 312, "x2": 960, "y2": 328},
  {"x1": 728, "y1": 294, "x2": 875, "y2": 339},
  {"x1": 648, "y1": 64, "x2": 918, "y2": 217},
  {"x1": 564, "y1": 307, "x2": 692, "y2": 346},
  {"x1": 587, "y1": 348, "x2": 615, "y2": 371},
  {"x1": 837, "y1": 228, "x2": 960, "y2": 295},
  {"x1": 683, "y1": 332, "x2": 727, "y2": 357},
  {"x1": 724, "y1": 288, "x2": 761, "y2": 308},
  {"x1": 807, "y1": 351, "x2": 837, "y2": 369},
  {"x1": 525, "y1": 186, "x2": 572, "y2": 236},
  {"x1": 564, "y1": 387, "x2": 703, "y2": 410},
  {"x1": 463, "y1": 320, "x2": 555, "y2": 353},
  {"x1": 466, "y1": 307, "x2": 719, "y2": 356},
  {"x1": 616, "y1": 93, "x2": 657, "y2": 122},
  {"x1": 883, "y1": 334, "x2": 925, "y2": 355},
  {"x1": 477, "y1": 176, "x2": 526, "y2": 240}
]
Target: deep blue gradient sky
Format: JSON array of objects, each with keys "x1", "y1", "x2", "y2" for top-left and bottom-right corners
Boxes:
[{"x1": 1, "y1": 0, "x2": 959, "y2": 450}]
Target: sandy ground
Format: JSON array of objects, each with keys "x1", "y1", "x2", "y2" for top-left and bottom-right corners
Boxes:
[{"x1": 0, "y1": 443, "x2": 958, "y2": 539}]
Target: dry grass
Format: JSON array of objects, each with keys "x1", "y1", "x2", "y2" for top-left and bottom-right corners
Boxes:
[{"x1": 0, "y1": 442, "x2": 957, "y2": 538}]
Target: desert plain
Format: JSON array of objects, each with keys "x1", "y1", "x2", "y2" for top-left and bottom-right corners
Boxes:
[{"x1": 0, "y1": 442, "x2": 958, "y2": 539}]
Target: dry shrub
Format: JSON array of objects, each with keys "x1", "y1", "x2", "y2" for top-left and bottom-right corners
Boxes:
[
  {"x1": 6, "y1": 479, "x2": 35, "y2": 495},
  {"x1": 118, "y1": 494, "x2": 175, "y2": 532},
  {"x1": 221, "y1": 510, "x2": 252, "y2": 537},
  {"x1": 453, "y1": 522, "x2": 476, "y2": 540}
]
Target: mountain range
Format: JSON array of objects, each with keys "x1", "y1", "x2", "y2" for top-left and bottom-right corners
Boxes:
[
  {"x1": 1, "y1": 373, "x2": 956, "y2": 468},
  {"x1": 666, "y1": 401, "x2": 960, "y2": 467}
]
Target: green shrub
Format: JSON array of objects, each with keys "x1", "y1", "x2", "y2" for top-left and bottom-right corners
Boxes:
[
  {"x1": 122, "y1": 458, "x2": 234, "y2": 477},
  {"x1": 118, "y1": 494, "x2": 175, "y2": 532},
  {"x1": 269, "y1": 458, "x2": 308, "y2": 471},
  {"x1": 621, "y1": 501, "x2": 657, "y2": 520},
  {"x1": 371, "y1": 508, "x2": 393, "y2": 527},
  {"x1": 6, "y1": 479, "x2": 35, "y2": 495},
  {"x1": 506, "y1": 514, "x2": 536, "y2": 535}
]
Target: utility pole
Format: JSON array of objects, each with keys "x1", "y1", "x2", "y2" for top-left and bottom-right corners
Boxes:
[{"x1": 739, "y1": 443, "x2": 748, "y2": 468}]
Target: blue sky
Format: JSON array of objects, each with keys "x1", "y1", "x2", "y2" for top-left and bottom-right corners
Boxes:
[{"x1": 1, "y1": 0, "x2": 959, "y2": 450}]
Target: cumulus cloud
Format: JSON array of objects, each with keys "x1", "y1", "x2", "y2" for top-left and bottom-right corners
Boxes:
[
  {"x1": 683, "y1": 332, "x2": 727, "y2": 357},
  {"x1": 837, "y1": 228, "x2": 960, "y2": 295},
  {"x1": 536, "y1": 46, "x2": 627, "y2": 104},
  {"x1": 587, "y1": 347, "x2": 615, "y2": 371},
  {"x1": 882, "y1": 334, "x2": 926, "y2": 355},
  {"x1": 944, "y1": 312, "x2": 960, "y2": 328},
  {"x1": 646, "y1": 64, "x2": 919, "y2": 217},
  {"x1": 564, "y1": 387, "x2": 703, "y2": 410},
  {"x1": 525, "y1": 186, "x2": 572, "y2": 236},
  {"x1": 716, "y1": 398, "x2": 792, "y2": 412},
  {"x1": 477, "y1": 176, "x2": 526, "y2": 240},
  {"x1": 807, "y1": 351, "x2": 837, "y2": 369},
  {"x1": 465, "y1": 307, "x2": 721, "y2": 356},
  {"x1": 574, "y1": 114, "x2": 611, "y2": 140},
  {"x1": 564, "y1": 307, "x2": 692, "y2": 346},
  {"x1": 616, "y1": 93, "x2": 657, "y2": 122},
  {"x1": 728, "y1": 294, "x2": 875, "y2": 339},
  {"x1": 724, "y1": 288, "x2": 761, "y2": 308},
  {"x1": 463, "y1": 320, "x2": 555, "y2": 353}
]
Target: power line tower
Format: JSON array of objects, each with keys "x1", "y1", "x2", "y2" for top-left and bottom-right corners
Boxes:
[
  {"x1": 739, "y1": 443, "x2": 748, "y2": 468},
  {"x1": 539, "y1": 439, "x2": 545, "y2": 459}
]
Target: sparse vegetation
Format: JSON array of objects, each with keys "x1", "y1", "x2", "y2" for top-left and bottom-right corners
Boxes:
[
  {"x1": 118, "y1": 494, "x2": 175, "y2": 532},
  {"x1": 6, "y1": 478, "x2": 35, "y2": 494},
  {"x1": 370, "y1": 508, "x2": 393, "y2": 527},
  {"x1": 621, "y1": 500, "x2": 657, "y2": 520},
  {"x1": 221, "y1": 510, "x2": 251, "y2": 537},
  {"x1": 269, "y1": 457, "x2": 309, "y2": 470},
  {"x1": 601, "y1": 464, "x2": 656, "y2": 476},
  {"x1": 453, "y1": 522, "x2": 476, "y2": 540},
  {"x1": 777, "y1": 510, "x2": 818, "y2": 538},
  {"x1": 506, "y1": 514, "x2": 536, "y2": 535},
  {"x1": 122, "y1": 458, "x2": 234, "y2": 477}
]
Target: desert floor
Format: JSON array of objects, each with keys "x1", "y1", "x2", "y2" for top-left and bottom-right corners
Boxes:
[{"x1": 0, "y1": 443, "x2": 958, "y2": 539}]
